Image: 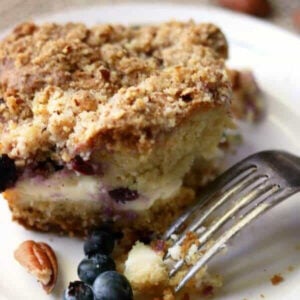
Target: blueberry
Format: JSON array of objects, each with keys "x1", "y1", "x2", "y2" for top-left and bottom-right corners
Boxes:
[
  {"x1": 63, "y1": 281, "x2": 94, "y2": 300},
  {"x1": 93, "y1": 271, "x2": 133, "y2": 300},
  {"x1": 0, "y1": 154, "x2": 17, "y2": 192},
  {"x1": 84, "y1": 230, "x2": 115, "y2": 256},
  {"x1": 78, "y1": 254, "x2": 116, "y2": 284},
  {"x1": 97, "y1": 223, "x2": 123, "y2": 240}
]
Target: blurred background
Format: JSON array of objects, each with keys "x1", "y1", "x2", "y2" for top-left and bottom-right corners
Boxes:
[{"x1": 0, "y1": 0, "x2": 299, "y2": 33}]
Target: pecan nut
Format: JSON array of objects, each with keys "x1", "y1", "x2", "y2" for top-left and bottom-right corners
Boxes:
[{"x1": 14, "y1": 240, "x2": 58, "y2": 294}]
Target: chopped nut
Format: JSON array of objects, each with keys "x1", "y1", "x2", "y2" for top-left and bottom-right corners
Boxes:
[
  {"x1": 14, "y1": 240, "x2": 58, "y2": 294},
  {"x1": 13, "y1": 22, "x2": 37, "y2": 37},
  {"x1": 100, "y1": 68, "x2": 111, "y2": 81}
]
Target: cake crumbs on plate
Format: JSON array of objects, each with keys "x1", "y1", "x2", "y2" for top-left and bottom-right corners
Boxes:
[
  {"x1": 152, "y1": 289, "x2": 191, "y2": 300},
  {"x1": 270, "y1": 273, "x2": 284, "y2": 286},
  {"x1": 228, "y1": 69, "x2": 265, "y2": 123},
  {"x1": 287, "y1": 265, "x2": 294, "y2": 272}
]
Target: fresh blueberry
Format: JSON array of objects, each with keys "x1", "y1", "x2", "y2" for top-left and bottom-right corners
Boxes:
[
  {"x1": 84, "y1": 230, "x2": 115, "y2": 256},
  {"x1": 98, "y1": 223, "x2": 123, "y2": 240},
  {"x1": 93, "y1": 271, "x2": 133, "y2": 300},
  {"x1": 63, "y1": 281, "x2": 94, "y2": 300},
  {"x1": 78, "y1": 254, "x2": 116, "y2": 284},
  {"x1": 0, "y1": 154, "x2": 17, "y2": 192}
]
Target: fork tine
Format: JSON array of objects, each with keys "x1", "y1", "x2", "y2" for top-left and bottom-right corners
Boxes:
[
  {"x1": 168, "y1": 178, "x2": 273, "y2": 277},
  {"x1": 163, "y1": 164, "x2": 257, "y2": 240},
  {"x1": 197, "y1": 178, "x2": 272, "y2": 246},
  {"x1": 166, "y1": 170, "x2": 263, "y2": 254},
  {"x1": 175, "y1": 186, "x2": 288, "y2": 293},
  {"x1": 163, "y1": 199, "x2": 208, "y2": 241}
]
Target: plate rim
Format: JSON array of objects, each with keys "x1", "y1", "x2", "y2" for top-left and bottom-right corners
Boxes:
[
  {"x1": 33, "y1": 2, "x2": 300, "y2": 46},
  {"x1": 0, "y1": 3, "x2": 300, "y2": 300}
]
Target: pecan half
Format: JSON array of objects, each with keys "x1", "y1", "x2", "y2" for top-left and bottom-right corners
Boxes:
[{"x1": 14, "y1": 240, "x2": 58, "y2": 294}]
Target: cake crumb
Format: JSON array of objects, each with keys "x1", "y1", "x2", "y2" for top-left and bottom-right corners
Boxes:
[
  {"x1": 202, "y1": 285, "x2": 214, "y2": 297},
  {"x1": 181, "y1": 293, "x2": 190, "y2": 300},
  {"x1": 151, "y1": 239, "x2": 168, "y2": 254},
  {"x1": 162, "y1": 289, "x2": 176, "y2": 300},
  {"x1": 270, "y1": 274, "x2": 284, "y2": 286},
  {"x1": 260, "y1": 294, "x2": 265, "y2": 298},
  {"x1": 181, "y1": 231, "x2": 200, "y2": 256},
  {"x1": 287, "y1": 265, "x2": 294, "y2": 272},
  {"x1": 124, "y1": 242, "x2": 168, "y2": 292},
  {"x1": 152, "y1": 288, "x2": 175, "y2": 300},
  {"x1": 228, "y1": 69, "x2": 265, "y2": 123}
]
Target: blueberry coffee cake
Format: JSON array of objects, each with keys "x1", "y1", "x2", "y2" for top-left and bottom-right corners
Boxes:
[{"x1": 0, "y1": 21, "x2": 234, "y2": 236}]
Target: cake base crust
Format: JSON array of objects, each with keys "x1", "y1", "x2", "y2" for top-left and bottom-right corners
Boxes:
[{"x1": 4, "y1": 187, "x2": 195, "y2": 236}]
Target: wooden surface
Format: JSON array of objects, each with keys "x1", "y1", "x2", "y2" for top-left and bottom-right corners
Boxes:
[{"x1": 0, "y1": 0, "x2": 299, "y2": 32}]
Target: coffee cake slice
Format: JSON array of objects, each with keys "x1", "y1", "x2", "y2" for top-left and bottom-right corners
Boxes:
[{"x1": 0, "y1": 21, "x2": 232, "y2": 235}]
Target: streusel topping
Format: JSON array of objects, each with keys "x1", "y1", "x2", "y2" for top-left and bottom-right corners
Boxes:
[{"x1": 0, "y1": 21, "x2": 231, "y2": 162}]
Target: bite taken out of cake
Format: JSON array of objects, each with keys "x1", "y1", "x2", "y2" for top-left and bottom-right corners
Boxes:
[{"x1": 0, "y1": 21, "x2": 234, "y2": 236}]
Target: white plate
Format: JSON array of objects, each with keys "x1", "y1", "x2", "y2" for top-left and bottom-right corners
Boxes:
[{"x1": 0, "y1": 3, "x2": 300, "y2": 300}]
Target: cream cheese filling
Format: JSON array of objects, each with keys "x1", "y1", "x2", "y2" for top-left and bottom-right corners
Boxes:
[{"x1": 14, "y1": 170, "x2": 182, "y2": 212}]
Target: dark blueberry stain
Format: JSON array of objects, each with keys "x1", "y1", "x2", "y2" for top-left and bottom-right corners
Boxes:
[
  {"x1": 181, "y1": 93, "x2": 193, "y2": 102},
  {"x1": 71, "y1": 156, "x2": 95, "y2": 175},
  {"x1": 34, "y1": 159, "x2": 63, "y2": 174},
  {"x1": 108, "y1": 187, "x2": 139, "y2": 203}
]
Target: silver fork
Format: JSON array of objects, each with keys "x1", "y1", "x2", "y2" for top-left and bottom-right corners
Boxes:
[{"x1": 163, "y1": 150, "x2": 300, "y2": 293}]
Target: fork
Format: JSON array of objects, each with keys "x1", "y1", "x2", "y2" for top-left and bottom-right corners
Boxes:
[{"x1": 163, "y1": 150, "x2": 300, "y2": 292}]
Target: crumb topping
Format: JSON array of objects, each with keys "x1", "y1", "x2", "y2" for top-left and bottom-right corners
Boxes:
[
  {"x1": 0, "y1": 21, "x2": 231, "y2": 162},
  {"x1": 228, "y1": 69, "x2": 264, "y2": 122}
]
